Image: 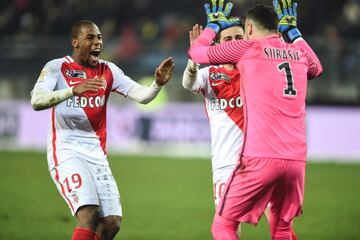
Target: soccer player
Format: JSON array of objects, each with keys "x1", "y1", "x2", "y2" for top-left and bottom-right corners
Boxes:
[
  {"x1": 184, "y1": 21, "x2": 297, "y2": 240},
  {"x1": 183, "y1": 22, "x2": 249, "y2": 236},
  {"x1": 183, "y1": 22, "x2": 244, "y2": 208},
  {"x1": 31, "y1": 20, "x2": 174, "y2": 240},
  {"x1": 188, "y1": 1, "x2": 323, "y2": 239}
]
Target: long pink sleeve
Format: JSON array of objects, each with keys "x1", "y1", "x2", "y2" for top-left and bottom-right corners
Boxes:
[
  {"x1": 188, "y1": 28, "x2": 215, "y2": 64},
  {"x1": 294, "y1": 38, "x2": 323, "y2": 80},
  {"x1": 188, "y1": 28, "x2": 254, "y2": 65}
]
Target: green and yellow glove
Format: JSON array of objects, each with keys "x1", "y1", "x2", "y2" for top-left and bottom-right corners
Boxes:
[
  {"x1": 205, "y1": 0, "x2": 240, "y2": 34},
  {"x1": 273, "y1": 0, "x2": 302, "y2": 42}
]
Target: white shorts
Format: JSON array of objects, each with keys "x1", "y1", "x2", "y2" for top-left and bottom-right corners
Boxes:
[
  {"x1": 50, "y1": 158, "x2": 122, "y2": 217},
  {"x1": 213, "y1": 165, "x2": 237, "y2": 207}
]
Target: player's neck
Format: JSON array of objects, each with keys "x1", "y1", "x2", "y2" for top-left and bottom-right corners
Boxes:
[
  {"x1": 71, "y1": 53, "x2": 91, "y2": 68},
  {"x1": 252, "y1": 30, "x2": 277, "y2": 39}
]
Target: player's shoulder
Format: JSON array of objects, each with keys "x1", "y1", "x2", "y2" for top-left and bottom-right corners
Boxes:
[
  {"x1": 98, "y1": 59, "x2": 115, "y2": 68},
  {"x1": 200, "y1": 65, "x2": 211, "y2": 73},
  {"x1": 99, "y1": 59, "x2": 125, "y2": 74},
  {"x1": 265, "y1": 35, "x2": 300, "y2": 49},
  {"x1": 98, "y1": 58, "x2": 111, "y2": 66},
  {"x1": 208, "y1": 65, "x2": 229, "y2": 73},
  {"x1": 209, "y1": 65, "x2": 225, "y2": 70},
  {"x1": 42, "y1": 57, "x2": 69, "y2": 72},
  {"x1": 197, "y1": 66, "x2": 211, "y2": 78},
  {"x1": 46, "y1": 57, "x2": 67, "y2": 65}
]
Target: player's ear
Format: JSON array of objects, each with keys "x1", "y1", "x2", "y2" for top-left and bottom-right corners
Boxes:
[
  {"x1": 247, "y1": 21, "x2": 253, "y2": 38},
  {"x1": 72, "y1": 39, "x2": 80, "y2": 49}
]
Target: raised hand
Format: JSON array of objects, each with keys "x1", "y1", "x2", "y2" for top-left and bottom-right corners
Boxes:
[
  {"x1": 273, "y1": 0, "x2": 302, "y2": 42},
  {"x1": 73, "y1": 76, "x2": 105, "y2": 95},
  {"x1": 189, "y1": 24, "x2": 203, "y2": 46},
  {"x1": 154, "y1": 57, "x2": 175, "y2": 86},
  {"x1": 204, "y1": 0, "x2": 240, "y2": 34}
]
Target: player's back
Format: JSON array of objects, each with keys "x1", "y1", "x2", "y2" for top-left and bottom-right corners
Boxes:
[{"x1": 238, "y1": 35, "x2": 310, "y2": 161}]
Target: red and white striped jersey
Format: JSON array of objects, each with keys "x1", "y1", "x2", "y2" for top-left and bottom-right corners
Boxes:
[
  {"x1": 195, "y1": 65, "x2": 244, "y2": 171},
  {"x1": 32, "y1": 56, "x2": 136, "y2": 170}
]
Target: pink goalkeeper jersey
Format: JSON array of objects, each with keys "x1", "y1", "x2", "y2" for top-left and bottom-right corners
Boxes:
[
  {"x1": 195, "y1": 65, "x2": 244, "y2": 171},
  {"x1": 32, "y1": 56, "x2": 136, "y2": 170},
  {"x1": 189, "y1": 29, "x2": 323, "y2": 161}
]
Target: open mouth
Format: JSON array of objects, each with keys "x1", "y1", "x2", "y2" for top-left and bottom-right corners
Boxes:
[
  {"x1": 89, "y1": 49, "x2": 101, "y2": 64},
  {"x1": 90, "y1": 49, "x2": 101, "y2": 57}
]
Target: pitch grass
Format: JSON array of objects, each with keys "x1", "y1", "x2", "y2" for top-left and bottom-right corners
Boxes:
[{"x1": 0, "y1": 151, "x2": 360, "y2": 240}]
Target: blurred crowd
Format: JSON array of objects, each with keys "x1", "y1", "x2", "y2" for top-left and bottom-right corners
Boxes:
[
  {"x1": 1, "y1": 0, "x2": 360, "y2": 35},
  {"x1": 0, "y1": 0, "x2": 359, "y2": 104}
]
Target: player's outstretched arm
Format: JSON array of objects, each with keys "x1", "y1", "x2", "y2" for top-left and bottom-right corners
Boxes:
[
  {"x1": 127, "y1": 57, "x2": 174, "y2": 104},
  {"x1": 31, "y1": 77, "x2": 104, "y2": 111},
  {"x1": 189, "y1": 0, "x2": 252, "y2": 64},
  {"x1": 294, "y1": 39, "x2": 323, "y2": 79},
  {"x1": 183, "y1": 24, "x2": 202, "y2": 92},
  {"x1": 273, "y1": 0, "x2": 323, "y2": 79},
  {"x1": 189, "y1": 24, "x2": 203, "y2": 46}
]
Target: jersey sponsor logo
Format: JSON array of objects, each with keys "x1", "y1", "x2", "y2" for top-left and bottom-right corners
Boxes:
[
  {"x1": 210, "y1": 96, "x2": 243, "y2": 110},
  {"x1": 64, "y1": 69, "x2": 87, "y2": 79},
  {"x1": 66, "y1": 95, "x2": 105, "y2": 108},
  {"x1": 209, "y1": 72, "x2": 231, "y2": 85}
]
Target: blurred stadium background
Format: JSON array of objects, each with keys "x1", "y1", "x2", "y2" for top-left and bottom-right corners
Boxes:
[{"x1": 0, "y1": 0, "x2": 360, "y2": 239}]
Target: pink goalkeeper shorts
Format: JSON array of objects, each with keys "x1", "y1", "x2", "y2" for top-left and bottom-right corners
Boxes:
[{"x1": 216, "y1": 156, "x2": 305, "y2": 225}]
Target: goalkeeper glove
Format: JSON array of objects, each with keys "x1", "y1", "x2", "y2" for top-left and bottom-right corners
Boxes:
[
  {"x1": 273, "y1": 0, "x2": 302, "y2": 42},
  {"x1": 204, "y1": 0, "x2": 240, "y2": 34}
]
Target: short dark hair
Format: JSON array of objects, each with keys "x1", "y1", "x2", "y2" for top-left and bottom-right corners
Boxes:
[
  {"x1": 70, "y1": 20, "x2": 96, "y2": 40},
  {"x1": 246, "y1": 5, "x2": 277, "y2": 32}
]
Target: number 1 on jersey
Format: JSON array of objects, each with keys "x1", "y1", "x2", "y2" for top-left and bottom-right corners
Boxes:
[{"x1": 278, "y1": 62, "x2": 297, "y2": 96}]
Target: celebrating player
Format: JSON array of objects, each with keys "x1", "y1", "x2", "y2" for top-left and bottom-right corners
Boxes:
[
  {"x1": 183, "y1": 22, "x2": 244, "y2": 207},
  {"x1": 189, "y1": 0, "x2": 323, "y2": 239},
  {"x1": 31, "y1": 20, "x2": 174, "y2": 240},
  {"x1": 183, "y1": 20, "x2": 247, "y2": 234},
  {"x1": 184, "y1": 20, "x2": 297, "y2": 240}
]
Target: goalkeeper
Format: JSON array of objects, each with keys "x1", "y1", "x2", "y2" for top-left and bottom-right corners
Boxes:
[
  {"x1": 182, "y1": 10, "x2": 299, "y2": 240},
  {"x1": 188, "y1": 0, "x2": 323, "y2": 239}
]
